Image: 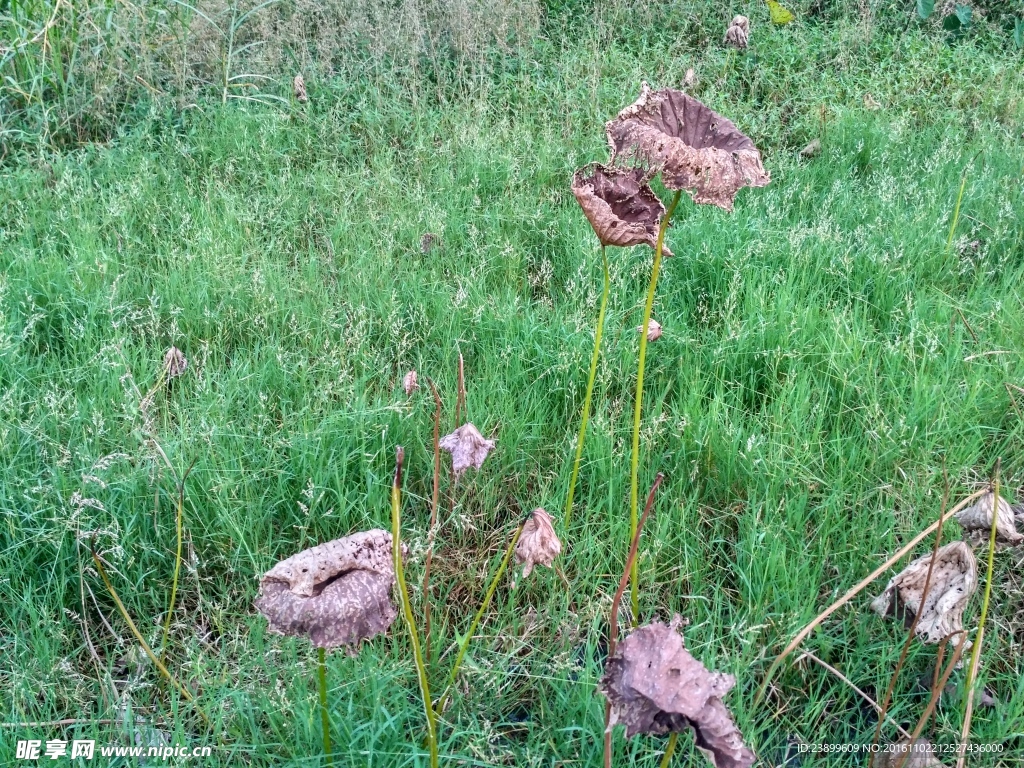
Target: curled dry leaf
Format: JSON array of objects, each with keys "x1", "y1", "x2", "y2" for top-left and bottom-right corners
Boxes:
[
  {"x1": 163, "y1": 346, "x2": 187, "y2": 379},
  {"x1": 684, "y1": 68, "x2": 698, "y2": 89},
  {"x1": 439, "y1": 422, "x2": 495, "y2": 480},
  {"x1": 954, "y1": 491, "x2": 1024, "y2": 547},
  {"x1": 870, "y1": 541, "x2": 977, "y2": 644},
  {"x1": 515, "y1": 508, "x2": 561, "y2": 577},
  {"x1": 606, "y1": 83, "x2": 770, "y2": 211},
  {"x1": 723, "y1": 15, "x2": 750, "y2": 49},
  {"x1": 638, "y1": 318, "x2": 662, "y2": 341},
  {"x1": 600, "y1": 617, "x2": 755, "y2": 768},
  {"x1": 870, "y1": 739, "x2": 946, "y2": 767},
  {"x1": 254, "y1": 529, "x2": 399, "y2": 650},
  {"x1": 571, "y1": 163, "x2": 673, "y2": 255},
  {"x1": 403, "y1": 370, "x2": 419, "y2": 396},
  {"x1": 799, "y1": 138, "x2": 822, "y2": 158},
  {"x1": 293, "y1": 74, "x2": 308, "y2": 103}
]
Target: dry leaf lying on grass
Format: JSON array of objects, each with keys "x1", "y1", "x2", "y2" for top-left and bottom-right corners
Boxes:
[
  {"x1": 723, "y1": 15, "x2": 750, "y2": 49},
  {"x1": 606, "y1": 83, "x2": 770, "y2": 211},
  {"x1": 515, "y1": 508, "x2": 561, "y2": 577},
  {"x1": 255, "y1": 530, "x2": 399, "y2": 650},
  {"x1": 601, "y1": 617, "x2": 755, "y2": 768},
  {"x1": 403, "y1": 370, "x2": 419, "y2": 396},
  {"x1": 799, "y1": 139, "x2": 821, "y2": 158},
  {"x1": 163, "y1": 346, "x2": 187, "y2": 379},
  {"x1": 571, "y1": 163, "x2": 672, "y2": 254},
  {"x1": 439, "y1": 422, "x2": 496, "y2": 480},
  {"x1": 637, "y1": 318, "x2": 662, "y2": 341},
  {"x1": 954, "y1": 491, "x2": 1024, "y2": 547},
  {"x1": 684, "y1": 68, "x2": 698, "y2": 89},
  {"x1": 293, "y1": 74, "x2": 308, "y2": 103},
  {"x1": 870, "y1": 541, "x2": 977, "y2": 644},
  {"x1": 870, "y1": 739, "x2": 946, "y2": 767}
]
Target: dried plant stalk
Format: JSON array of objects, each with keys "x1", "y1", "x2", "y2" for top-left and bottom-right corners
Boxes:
[{"x1": 422, "y1": 377, "x2": 443, "y2": 659}]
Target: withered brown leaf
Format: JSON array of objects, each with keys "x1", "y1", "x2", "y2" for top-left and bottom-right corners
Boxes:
[
  {"x1": 515, "y1": 508, "x2": 561, "y2": 577},
  {"x1": 571, "y1": 163, "x2": 673, "y2": 254},
  {"x1": 638, "y1": 318, "x2": 662, "y2": 341},
  {"x1": 403, "y1": 370, "x2": 419, "y2": 396},
  {"x1": 293, "y1": 74, "x2": 308, "y2": 103},
  {"x1": 439, "y1": 422, "x2": 495, "y2": 480},
  {"x1": 600, "y1": 617, "x2": 755, "y2": 768},
  {"x1": 606, "y1": 83, "x2": 770, "y2": 211},
  {"x1": 954, "y1": 491, "x2": 1023, "y2": 548},
  {"x1": 163, "y1": 346, "x2": 187, "y2": 379},
  {"x1": 723, "y1": 16, "x2": 750, "y2": 49},
  {"x1": 870, "y1": 541, "x2": 977, "y2": 644},
  {"x1": 255, "y1": 529, "x2": 399, "y2": 650}
]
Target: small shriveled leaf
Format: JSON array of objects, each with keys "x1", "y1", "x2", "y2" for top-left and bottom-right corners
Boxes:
[
  {"x1": 420, "y1": 232, "x2": 439, "y2": 254},
  {"x1": 255, "y1": 529, "x2": 398, "y2": 651},
  {"x1": 683, "y1": 68, "x2": 698, "y2": 89},
  {"x1": 723, "y1": 15, "x2": 750, "y2": 49},
  {"x1": 571, "y1": 163, "x2": 672, "y2": 254},
  {"x1": 600, "y1": 618, "x2": 755, "y2": 768},
  {"x1": 293, "y1": 74, "x2": 308, "y2": 103},
  {"x1": 515, "y1": 508, "x2": 561, "y2": 577},
  {"x1": 799, "y1": 139, "x2": 821, "y2": 158},
  {"x1": 163, "y1": 346, "x2": 187, "y2": 379},
  {"x1": 954, "y1": 491, "x2": 1023, "y2": 548},
  {"x1": 439, "y1": 422, "x2": 495, "y2": 480},
  {"x1": 870, "y1": 739, "x2": 945, "y2": 767},
  {"x1": 403, "y1": 370, "x2": 419, "y2": 396},
  {"x1": 870, "y1": 541, "x2": 977, "y2": 644},
  {"x1": 606, "y1": 83, "x2": 769, "y2": 211},
  {"x1": 637, "y1": 318, "x2": 662, "y2": 341}
]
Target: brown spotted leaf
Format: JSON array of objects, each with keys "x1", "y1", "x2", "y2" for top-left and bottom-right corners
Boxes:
[
  {"x1": 515, "y1": 508, "x2": 561, "y2": 577},
  {"x1": 606, "y1": 83, "x2": 770, "y2": 211},
  {"x1": 870, "y1": 541, "x2": 977, "y2": 644},
  {"x1": 439, "y1": 422, "x2": 495, "y2": 480},
  {"x1": 723, "y1": 15, "x2": 750, "y2": 49},
  {"x1": 571, "y1": 163, "x2": 672, "y2": 254},
  {"x1": 954, "y1": 491, "x2": 1023, "y2": 548},
  {"x1": 255, "y1": 529, "x2": 398, "y2": 650},
  {"x1": 293, "y1": 74, "x2": 308, "y2": 103},
  {"x1": 600, "y1": 618, "x2": 755, "y2": 768}
]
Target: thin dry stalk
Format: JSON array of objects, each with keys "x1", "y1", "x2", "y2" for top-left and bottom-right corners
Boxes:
[
  {"x1": 757, "y1": 487, "x2": 988, "y2": 704},
  {"x1": 455, "y1": 353, "x2": 466, "y2": 428},
  {"x1": 871, "y1": 478, "x2": 951, "y2": 751},
  {"x1": 1004, "y1": 383, "x2": 1024, "y2": 421},
  {"x1": 422, "y1": 377, "x2": 443, "y2": 659},
  {"x1": 604, "y1": 472, "x2": 664, "y2": 768}
]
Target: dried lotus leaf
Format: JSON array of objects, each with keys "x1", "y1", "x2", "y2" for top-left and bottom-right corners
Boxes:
[
  {"x1": 723, "y1": 16, "x2": 750, "y2": 49},
  {"x1": 439, "y1": 422, "x2": 495, "y2": 480},
  {"x1": 571, "y1": 163, "x2": 672, "y2": 254},
  {"x1": 262, "y1": 529, "x2": 395, "y2": 597},
  {"x1": 514, "y1": 508, "x2": 561, "y2": 577},
  {"x1": 955, "y1": 492, "x2": 1023, "y2": 547}
]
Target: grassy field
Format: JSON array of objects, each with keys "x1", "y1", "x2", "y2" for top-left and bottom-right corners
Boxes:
[{"x1": 3, "y1": 1, "x2": 1024, "y2": 765}]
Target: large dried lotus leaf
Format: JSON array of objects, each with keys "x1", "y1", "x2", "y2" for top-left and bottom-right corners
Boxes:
[
  {"x1": 439, "y1": 422, "x2": 495, "y2": 480},
  {"x1": 571, "y1": 163, "x2": 673, "y2": 254},
  {"x1": 262, "y1": 529, "x2": 394, "y2": 597},
  {"x1": 600, "y1": 619, "x2": 755, "y2": 768},
  {"x1": 514, "y1": 508, "x2": 561, "y2": 577},
  {"x1": 606, "y1": 83, "x2": 770, "y2": 211},
  {"x1": 955, "y1": 492, "x2": 1023, "y2": 547},
  {"x1": 870, "y1": 541, "x2": 977, "y2": 644}
]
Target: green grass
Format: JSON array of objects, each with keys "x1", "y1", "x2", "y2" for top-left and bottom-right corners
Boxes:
[{"x1": 2, "y1": 2, "x2": 1024, "y2": 765}]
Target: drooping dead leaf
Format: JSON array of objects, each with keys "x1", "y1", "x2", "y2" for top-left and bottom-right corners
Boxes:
[
  {"x1": 606, "y1": 83, "x2": 770, "y2": 211},
  {"x1": 163, "y1": 347, "x2": 187, "y2": 379},
  {"x1": 254, "y1": 529, "x2": 399, "y2": 650},
  {"x1": 439, "y1": 422, "x2": 495, "y2": 480},
  {"x1": 571, "y1": 163, "x2": 673, "y2": 254},
  {"x1": 515, "y1": 508, "x2": 561, "y2": 577},
  {"x1": 403, "y1": 370, "x2": 419, "y2": 396},
  {"x1": 293, "y1": 74, "x2": 308, "y2": 103},
  {"x1": 954, "y1": 491, "x2": 1024, "y2": 548},
  {"x1": 723, "y1": 15, "x2": 750, "y2": 49},
  {"x1": 600, "y1": 617, "x2": 755, "y2": 768},
  {"x1": 799, "y1": 139, "x2": 822, "y2": 158},
  {"x1": 864, "y1": 92, "x2": 882, "y2": 110},
  {"x1": 684, "y1": 68, "x2": 699, "y2": 89},
  {"x1": 870, "y1": 541, "x2": 977, "y2": 644},
  {"x1": 420, "y1": 232, "x2": 439, "y2": 254},
  {"x1": 638, "y1": 318, "x2": 662, "y2": 341},
  {"x1": 870, "y1": 739, "x2": 946, "y2": 767}
]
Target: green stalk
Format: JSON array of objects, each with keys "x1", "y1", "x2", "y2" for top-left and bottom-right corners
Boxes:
[
  {"x1": 390, "y1": 447, "x2": 438, "y2": 768},
  {"x1": 659, "y1": 733, "x2": 678, "y2": 768},
  {"x1": 945, "y1": 166, "x2": 968, "y2": 256},
  {"x1": 317, "y1": 646, "x2": 333, "y2": 766},
  {"x1": 435, "y1": 519, "x2": 526, "y2": 714},
  {"x1": 565, "y1": 244, "x2": 611, "y2": 528},
  {"x1": 629, "y1": 190, "x2": 681, "y2": 620}
]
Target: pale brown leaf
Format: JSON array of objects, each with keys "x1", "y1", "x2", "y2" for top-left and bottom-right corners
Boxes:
[
  {"x1": 637, "y1": 318, "x2": 662, "y2": 341},
  {"x1": 954, "y1": 491, "x2": 1023, "y2": 547},
  {"x1": 163, "y1": 347, "x2": 187, "y2": 379},
  {"x1": 439, "y1": 422, "x2": 495, "y2": 480},
  {"x1": 515, "y1": 508, "x2": 561, "y2": 577},
  {"x1": 723, "y1": 15, "x2": 750, "y2": 49},
  {"x1": 293, "y1": 74, "x2": 308, "y2": 103},
  {"x1": 403, "y1": 370, "x2": 419, "y2": 396},
  {"x1": 571, "y1": 163, "x2": 672, "y2": 254}
]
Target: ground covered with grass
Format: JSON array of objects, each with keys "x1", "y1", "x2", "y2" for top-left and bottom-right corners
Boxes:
[{"x1": 2, "y1": 1, "x2": 1024, "y2": 765}]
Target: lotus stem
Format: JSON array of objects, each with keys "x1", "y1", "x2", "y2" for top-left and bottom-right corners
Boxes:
[
  {"x1": 956, "y1": 464, "x2": 1001, "y2": 768},
  {"x1": 945, "y1": 165, "x2": 969, "y2": 256},
  {"x1": 565, "y1": 244, "x2": 611, "y2": 528},
  {"x1": 659, "y1": 733, "x2": 678, "y2": 768},
  {"x1": 423, "y1": 377, "x2": 443, "y2": 660},
  {"x1": 435, "y1": 518, "x2": 526, "y2": 715},
  {"x1": 317, "y1": 646, "x2": 333, "y2": 767},
  {"x1": 629, "y1": 190, "x2": 681, "y2": 621},
  {"x1": 390, "y1": 447, "x2": 438, "y2": 768},
  {"x1": 160, "y1": 459, "x2": 196, "y2": 660}
]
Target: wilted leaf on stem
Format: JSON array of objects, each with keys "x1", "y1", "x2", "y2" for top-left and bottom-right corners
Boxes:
[
  {"x1": 403, "y1": 370, "x2": 419, "y2": 396},
  {"x1": 606, "y1": 83, "x2": 769, "y2": 211},
  {"x1": 723, "y1": 16, "x2": 750, "y2": 49},
  {"x1": 600, "y1": 617, "x2": 755, "y2": 768},
  {"x1": 293, "y1": 74, "x2": 308, "y2": 103},
  {"x1": 163, "y1": 347, "x2": 187, "y2": 379},
  {"x1": 638, "y1": 318, "x2": 662, "y2": 341},
  {"x1": 439, "y1": 422, "x2": 496, "y2": 480},
  {"x1": 869, "y1": 541, "x2": 977, "y2": 644},
  {"x1": 571, "y1": 163, "x2": 672, "y2": 254},
  {"x1": 954, "y1": 491, "x2": 1023, "y2": 547},
  {"x1": 255, "y1": 529, "x2": 399, "y2": 650},
  {"x1": 515, "y1": 508, "x2": 561, "y2": 577}
]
